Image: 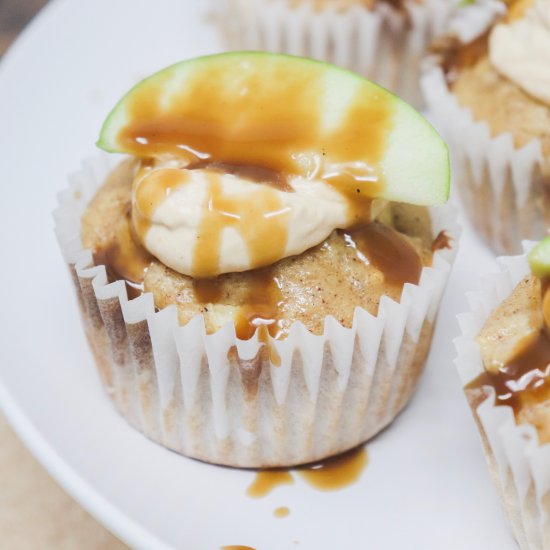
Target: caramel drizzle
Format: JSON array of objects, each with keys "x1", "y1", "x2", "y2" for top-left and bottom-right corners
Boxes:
[
  {"x1": 437, "y1": 0, "x2": 528, "y2": 87},
  {"x1": 342, "y1": 222, "x2": 423, "y2": 287},
  {"x1": 194, "y1": 221, "x2": 422, "y2": 354},
  {"x1": 101, "y1": 57, "x2": 428, "y2": 344},
  {"x1": 192, "y1": 171, "x2": 291, "y2": 278},
  {"x1": 467, "y1": 278, "x2": 550, "y2": 416},
  {"x1": 119, "y1": 56, "x2": 393, "y2": 198},
  {"x1": 93, "y1": 208, "x2": 153, "y2": 300},
  {"x1": 437, "y1": 31, "x2": 490, "y2": 85},
  {"x1": 431, "y1": 230, "x2": 452, "y2": 252},
  {"x1": 467, "y1": 329, "x2": 550, "y2": 415}
]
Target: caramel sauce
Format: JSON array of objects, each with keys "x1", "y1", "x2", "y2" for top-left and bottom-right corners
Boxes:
[
  {"x1": 189, "y1": 160, "x2": 293, "y2": 192},
  {"x1": 93, "y1": 210, "x2": 153, "y2": 300},
  {"x1": 192, "y1": 171, "x2": 291, "y2": 278},
  {"x1": 467, "y1": 330, "x2": 550, "y2": 416},
  {"x1": 296, "y1": 447, "x2": 368, "y2": 490},
  {"x1": 99, "y1": 57, "x2": 431, "y2": 346},
  {"x1": 274, "y1": 506, "x2": 290, "y2": 518},
  {"x1": 132, "y1": 167, "x2": 189, "y2": 241},
  {"x1": 246, "y1": 447, "x2": 368, "y2": 498},
  {"x1": 119, "y1": 58, "x2": 393, "y2": 190},
  {"x1": 221, "y1": 546, "x2": 256, "y2": 550},
  {"x1": 193, "y1": 277, "x2": 224, "y2": 304},
  {"x1": 343, "y1": 222, "x2": 423, "y2": 287},
  {"x1": 468, "y1": 274, "x2": 550, "y2": 417},
  {"x1": 246, "y1": 470, "x2": 294, "y2": 498},
  {"x1": 232, "y1": 269, "x2": 284, "y2": 340},
  {"x1": 194, "y1": 267, "x2": 284, "y2": 363},
  {"x1": 121, "y1": 57, "x2": 393, "y2": 279},
  {"x1": 431, "y1": 230, "x2": 452, "y2": 252},
  {"x1": 439, "y1": 32, "x2": 489, "y2": 85},
  {"x1": 507, "y1": 0, "x2": 534, "y2": 22}
]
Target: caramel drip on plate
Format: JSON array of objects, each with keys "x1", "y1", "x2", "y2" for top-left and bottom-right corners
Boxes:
[
  {"x1": 296, "y1": 447, "x2": 368, "y2": 490},
  {"x1": 246, "y1": 470, "x2": 294, "y2": 498},
  {"x1": 343, "y1": 222, "x2": 423, "y2": 287},
  {"x1": 246, "y1": 447, "x2": 368, "y2": 497},
  {"x1": 220, "y1": 546, "x2": 256, "y2": 550},
  {"x1": 467, "y1": 278, "x2": 550, "y2": 417},
  {"x1": 93, "y1": 209, "x2": 153, "y2": 299},
  {"x1": 119, "y1": 57, "x2": 393, "y2": 198},
  {"x1": 273, "y1": 507, "x2": 290, "y2": 518}
]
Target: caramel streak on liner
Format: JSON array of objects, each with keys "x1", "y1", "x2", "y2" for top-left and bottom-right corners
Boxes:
[{"x1": 246, "y1": 447, "x2": 368, "y2": 497}]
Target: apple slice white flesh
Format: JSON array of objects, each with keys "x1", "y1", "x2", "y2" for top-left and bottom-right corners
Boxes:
[{"x1": 98, "y1": 52, "x2": 449, "y2": 206}]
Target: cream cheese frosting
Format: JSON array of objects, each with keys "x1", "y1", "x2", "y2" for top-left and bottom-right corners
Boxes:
[
  {"x1": 489, "y1": 0, "x2": 550, "y2": 105},
  {"x1": 132, "y1": 161, "x2": 384, "y2": 277}
]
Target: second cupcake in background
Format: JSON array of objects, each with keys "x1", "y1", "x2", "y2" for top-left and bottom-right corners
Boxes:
[
  {"x1": 455, "y1": 238, "x2": 550, "y2": 549},
  {"x1": 423, "y1": 0, "x2": 550, "y2": 255},
  {"x1": 213, "y1": 0, "x2": 460, "y2": 108}
]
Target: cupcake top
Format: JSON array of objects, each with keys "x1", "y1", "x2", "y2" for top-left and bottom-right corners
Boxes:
[
  {"x1": 470, "y1": 237, "x2": 550, "y2": 443},
  {"x1": 91, "y1": 52, "x2": 450, "y2": 341},
  {"x1": 436, "y1": 0, "x2": 550, "y2": 154}
]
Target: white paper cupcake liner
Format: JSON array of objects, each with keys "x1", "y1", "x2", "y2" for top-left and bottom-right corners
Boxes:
[
  {"x1": 455, "y1": 243, "x2": 550, "y2": 550},
  {"x1": 54, "y1": 155, "x2": 458, "y2": 467},
  {"x1": 422, "y1": 64, "x2": 549, "y2": 256},
  {"x1": 213, "y1": 0, "x2": 458, "y2": 108}
]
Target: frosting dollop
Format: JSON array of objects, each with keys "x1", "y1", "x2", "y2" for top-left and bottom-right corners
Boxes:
[
  {"x1": 489, "y1": 0, "x2": 550, "y2": 105},
  {"x1": 132, "y1": 161, "x2": 383, "y2": 277}
]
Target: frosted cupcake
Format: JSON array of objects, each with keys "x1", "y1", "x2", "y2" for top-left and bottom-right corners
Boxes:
[
  {"x1": 423, "y1": 0, "x2": 550, "y2": 254},
  {"x1": 455, "y1": 238, "x2": 550, "y2": 549},
  {"x1": 214, "y1": 0, "x2": 460, "y2": 107},
  {"x1": 54, "y1": 52, "x2": 457, "y2": 467}
]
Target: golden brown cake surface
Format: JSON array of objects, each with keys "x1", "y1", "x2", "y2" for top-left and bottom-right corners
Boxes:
[
  {"x1": 451, "y1": 56, "x2": 550, "y2": 156},
  {"x1": 470, "y1": 275, "x2": 550, "y2": 443},
  {"x1": 81, "y1": 160, "x2": 435, "y2": 336}
]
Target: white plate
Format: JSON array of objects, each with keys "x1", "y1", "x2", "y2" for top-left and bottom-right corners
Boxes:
[{"x1": 0, "y1": 1, "x2": 516, "y2": 548}]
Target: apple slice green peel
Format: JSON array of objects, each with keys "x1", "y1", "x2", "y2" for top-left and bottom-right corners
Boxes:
[
  {"x1": 97, "y1": 52, "x2": 449, "y2": 206},
  {"x1": 529, "y1": 236, "x2": 550, "y2": 278}
]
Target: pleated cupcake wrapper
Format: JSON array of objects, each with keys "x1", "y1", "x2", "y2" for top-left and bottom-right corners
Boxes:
[
  {"x1": 54, "y1": 155, "x2": 458, "y2": 467},
  {"x1": 214, "y1": 0, "x2": 458, "y2": 108},
  {"x1": 455, "y1": 244, "x2": 550, "y2": 550},
  {"x1": 422, "y1": 64, "x2": 549, "y2": 256}
]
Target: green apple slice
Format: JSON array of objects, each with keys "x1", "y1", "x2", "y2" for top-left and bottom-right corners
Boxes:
[
  {"x1": 98, "y1": 52, "x2": 449, "y2": 206},
  {"x1": 528, "y1": 236, "x2": 550, "y2": 278}
]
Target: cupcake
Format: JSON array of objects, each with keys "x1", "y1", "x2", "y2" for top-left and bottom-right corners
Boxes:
[
  {"x1": 422, "y1": 0, "x2": 550, "y2": 255},
  {"x1": 213, "y1": 0, "x2": 460, "y2": 108},
  {"x1": 455, "y1": 238, "x2": 550, "y2": 549},
  {"x1": 54, "y1": 52, "x2": 457, "y2": 467}
]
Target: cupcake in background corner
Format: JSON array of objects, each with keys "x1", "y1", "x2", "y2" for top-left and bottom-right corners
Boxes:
[
  {"x1": 423, "y1": 0, "x2": 550, "y2": 255},
  {"x1": 455, "y1": 237, "x2": 550, "y2": 549},
  {"x1": 212, "y1": 0, "x2": 461, "y2": 108}
]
